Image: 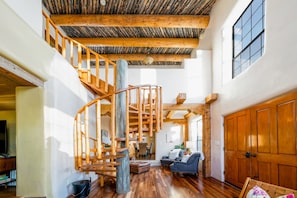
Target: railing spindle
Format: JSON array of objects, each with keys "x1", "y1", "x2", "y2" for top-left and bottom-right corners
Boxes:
[
  {"x1": 84, "y1": 107, "x2": 90, "y2": 164},
  {"x1": 149, "y1": 86, "x2": 153, "y2": 137},
  {"x1": 125, "y1": 90, "x2": 130, "y2": 147},
  {"x1": 96, "y1": 100, "x2": 102, "y2": 159},
  {"x1": 76, "y1": 114, "x2": 82, "y2": 169},
  {"x1": 105, "y1": 60, "x2": 109, "y2": 92},
  {"x1": 138, "y1": 87, "x2": 143, "y2": 142}
]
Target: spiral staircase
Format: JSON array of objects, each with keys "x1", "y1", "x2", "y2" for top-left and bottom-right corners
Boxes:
[{"x1": 43, "y1": 12, "x2": 163, "y2": 185}]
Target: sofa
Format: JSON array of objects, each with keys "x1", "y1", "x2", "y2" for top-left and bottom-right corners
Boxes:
[
  {"x1": 160, "y1": 149, "x2": 184, "y2": 167},
  {"x1": 169, "y1": 152, "x2": 201, "y2": 176}
]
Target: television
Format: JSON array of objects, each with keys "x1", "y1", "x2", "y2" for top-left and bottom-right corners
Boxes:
[{"x1": 0, "y1": 120, "x2": 7, "y2": 154}]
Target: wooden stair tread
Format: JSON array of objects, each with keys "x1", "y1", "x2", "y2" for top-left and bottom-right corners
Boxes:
[
  {"x1": 129, "y1": 120, "x2": 156, "y2": 126},
  {"x1": 82, "y1": 153, "x2": 126, "y2": 161},
  {"x1": 80, "y1": 71, "x2": 114, "y2": 96},
  {"x1": 100, "y1": 154, "x2": 126, "y2": 159},
  {"x1": 102, "y1": 148, "x2": 128, "y2": 154},
  {"x1": 129, "y1": 105, "x2": 138, "y2": 111},
  {"x1": 96, "y1": 172, "x2": 116, "y2": 178},
  {"x1": 80, "y1": 163, "x2": 119, "y2": 172},
  {"x1": 129, "y1": 110, "x2": 151, "y2": 115},
  {"x1": 115, "y1": 137, "x2": 138, "y2": 142}
]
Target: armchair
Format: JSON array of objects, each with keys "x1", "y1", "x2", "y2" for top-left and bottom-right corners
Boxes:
[
  {"x1": 138, "y1": 142, "x2": 148, "y2": 158},
  {"x1": 169, "y1": 152, "x2": 201, "y2": 176}
]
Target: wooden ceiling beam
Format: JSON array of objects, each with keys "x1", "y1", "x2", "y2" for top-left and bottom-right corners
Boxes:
[
  {"x1": 74, "y1": 38, "x2": 199, "y2": 48},
  {"x1": 163, "y1": 103, "x2": 205, "y2": 115},
  {"x1": 205, "y1": 93, "x2": 218, "y2": 104},
  {"x1": 51, "y1": 14, "x2": 210, "y2": 29},
  {"x1": 166, "y1": 110, "x2": 175, "y2": 119},
  {"x1": 82, "y1": 54, "x2": 191, "y2": 62},
  {"x1": 176, "y1": 93, "x2": 186, "y2": 104}
]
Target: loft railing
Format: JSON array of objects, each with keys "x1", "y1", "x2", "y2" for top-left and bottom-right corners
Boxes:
[{"x1": 42, "y1": 11, "x2": 116, "y2": 93}]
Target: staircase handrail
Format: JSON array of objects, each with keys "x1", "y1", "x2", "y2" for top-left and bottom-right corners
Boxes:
[
  {"x1": 74, "y1": 84, "x2": 162, "y2": 170},
  {"x1": 42, "y1": 11, "x2": 164, "y2": 174},
  {"x1": 42, "y1": 11, "x2": 116, "y2": 93}
]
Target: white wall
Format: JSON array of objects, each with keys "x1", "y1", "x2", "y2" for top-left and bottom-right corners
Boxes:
[
  {"x1": 15, "y1": 52, "x2": 92, "y2": 198},
  {"x1": 44, "y1": 53, "x2": 94, "y2": 197},
  {"x1": 0, "y1": 1, "x2": 54, "y2": 81},
  {"x1": 155, "y1": 122, "x2": 183, "y2": 161},
  {"x1": 199, "y1": 0, "x2": 297, "y2": 181},
  {"x1": 128, "y1": 50, "x2": 212, "y2": 104},
  {"x1": 0, "y1": 2, "x2": 93, "y2": 197},
  {"x1": 16, "y1": 87, "x2": 46, "y2": 197},
  {"x1": 4, "y1": 0, "x2": 43, "y2": 36}
]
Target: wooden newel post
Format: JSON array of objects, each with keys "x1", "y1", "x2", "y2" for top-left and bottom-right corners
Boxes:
[
  {"x1": 116, "y1": 149, "x2": 130, "y2": 193},
  {"x1": 115, "y1": 59, "x2": 130, "y2": 193},
  {"x1": 116, "y1": 59, "x2": 128, "y2": 146}
]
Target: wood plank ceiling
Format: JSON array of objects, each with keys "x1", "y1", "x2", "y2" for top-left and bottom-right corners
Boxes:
[{"x1": 42, "y1": 0, "x2": 216, "y2": 68}]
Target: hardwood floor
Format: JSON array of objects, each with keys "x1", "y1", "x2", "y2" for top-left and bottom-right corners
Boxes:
[
  {"x1": 87, "y1": 166, "x2": 240, "y2": 198},
  {"x1": 0, "y1": 166, "x2": 241, "y2": 198}
]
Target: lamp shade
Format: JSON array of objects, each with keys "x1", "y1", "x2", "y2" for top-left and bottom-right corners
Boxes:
[
  {"x1": 100, "y1": 0, "x2": 106, "y2": 6},
  {"x1": 143, "y1": 56, "x2": 154, "y2": 65}
]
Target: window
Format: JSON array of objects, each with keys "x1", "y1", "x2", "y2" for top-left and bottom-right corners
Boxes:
[{"x1": 232, "y1": 0, "x2": 265, "y2": 78}]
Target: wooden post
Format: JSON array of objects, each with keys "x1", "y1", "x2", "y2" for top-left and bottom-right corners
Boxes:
[
  {"x1": 115, "y1": 59, "x2": 130, "y2": 194},
  {"x1": 116, "y1": 149, "x2": 130, "y2": 194},
  {"x1": 203, "y1": 104, "x2": 211, "y2": 177},
  {"x1": 115, "y1": 59, "x2": 128, "y2": 145},
  {"x1": 203, "y1": 93, "x2": 218, "y2": 177}
]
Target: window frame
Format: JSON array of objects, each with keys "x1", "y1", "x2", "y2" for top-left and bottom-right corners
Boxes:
[{"x1": 232, "y1": 0, "x2": 265, "y2": 78}]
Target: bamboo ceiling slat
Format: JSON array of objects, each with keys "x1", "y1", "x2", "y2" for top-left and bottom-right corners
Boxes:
[
  {"x1": 42, "y1": 0, "x2": 216, "y2": 66},
  {"x1": 43, "y1": 0, "x2": 216, "y2": 15},
  {"x1": 62, "y1": 27, "x2": 199, "y2": 38}
]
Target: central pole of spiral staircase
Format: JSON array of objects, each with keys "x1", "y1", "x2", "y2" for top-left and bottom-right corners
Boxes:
[{"x1": 115, "y1": 59, "x2": 130, "y2": 194}]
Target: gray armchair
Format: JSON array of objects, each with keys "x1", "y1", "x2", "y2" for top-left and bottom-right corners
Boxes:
[{"x1": 169, "y1": 152, "x2": 201, "y2": 176}]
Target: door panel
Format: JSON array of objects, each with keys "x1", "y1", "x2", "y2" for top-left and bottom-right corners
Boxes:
[
  {"x1": 251, "y1": 94, "x2": 297, "y2": 189},
  {"x1": 257, "y1": 161, "x2": 271, "y2": 183},
  {"x1": 278, "y1": 164, "x2": 297, "y2": 189},
  {"x1": 224, "y1": 110, "x2": 251, "y2": 187},
  {"x1": 225, "y1": 118, "x2": 235, "y2": 151},
  {"x1": 225, "y1": 91, "x2": 297, "y2": 189},
  {"x1": 255, "y1": 108, "x2": 272, "y2": 153},
  {"x1": 277, "y1": 100, "x2": 296, "y2": 155},
  {"x1": 237, "y1": 115, "x2": 248, "y2": 152}
]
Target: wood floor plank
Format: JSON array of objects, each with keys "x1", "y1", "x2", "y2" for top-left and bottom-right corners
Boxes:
[
  {"x1": 0, "y1": 166, "x2": 241, "y2": 198},
  {"x1": 87, "y1": 166, "x2": 240, "y2": 198}
]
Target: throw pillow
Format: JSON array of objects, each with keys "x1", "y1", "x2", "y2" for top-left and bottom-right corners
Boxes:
[
  {"x1": 168, "y1": 149, "x2": 181, "y2": 160},
  {"x1": 277, "y1": 194, "x2": 295, "y2": 198},
  {"x1": 246, "y1": 185, "x2": 270, "y2": 198},
  {"x1": 181, "y1": 154, "x2": 190, "y2": 162}
]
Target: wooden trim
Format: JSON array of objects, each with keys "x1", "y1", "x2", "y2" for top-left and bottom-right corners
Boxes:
[
  {"x1": 0, "y1": 56, "x2": 44, "y2": 87},
  {"x1": 205, "y1": 93, "x2": 218, "y2": 104},
  {"x1": 176, "y1": 93, "x2": 186, "y2": 104},
  {"x1": 163, "y1": 103, "x2": 205, "y2": 115},
  {"x1": 51, "y1": 14, "x2": 210, "y2": 28},
  {"x1": 82, "y1": 54, "x2": 191, "y2": 62},
  {"x1": 73, "y1": 38, "x2": 199, "y2": 48}
]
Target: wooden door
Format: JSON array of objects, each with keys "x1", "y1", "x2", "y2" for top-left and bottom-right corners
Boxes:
[
  {"x1": 224, "y1": 109, "x2": 251, "y2": 187},
  {"x1": 251, "y1": 94, "x2": 297, "y2": 189}
]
